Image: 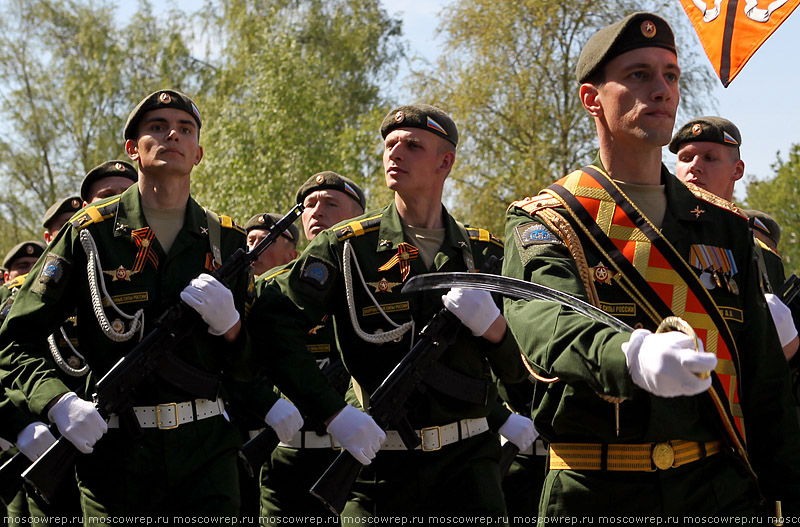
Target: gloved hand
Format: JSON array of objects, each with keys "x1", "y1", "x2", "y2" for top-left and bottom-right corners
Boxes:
[
  {"x1": 16, "y1": 421, "x2": 57, "y2": 462},
  {"x1": 621, "y1": 329, "x2": 716, "y2": 397},
  {"x1": 264, "y1": 398, "x2": 304, "y2": 443},
  {"x1": 765, "y1": 293, "x2": 798, "y2": 347},
  {"x1": 326, "y1": 404, "x2": 386, "y2": 465},
  {"x1": 46, "y1": 392, "x2": 107, "y2": 454},
  {"x1": 180, "y1": 273, "x2": 240, "y2": 336},
  {"x1": 499, "y1": 413, "x2": 538, "y2": 452},
  {"x1": 442, "y1": 287, "x2": 501, "y2": 337}
]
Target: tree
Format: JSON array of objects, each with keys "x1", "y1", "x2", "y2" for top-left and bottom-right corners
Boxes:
[
  {"x1": 0, "y1": 0, "x2": 199, "y2": 256},
  {"x1": 191, "y1": 0, "x2": 403, "y2": 225},
  {"x1": 745, "y1": 144, "x2": 800, "y2": 274},
  {"x1": 410, "y1": 0, "x2": 718, "y2": 235}
]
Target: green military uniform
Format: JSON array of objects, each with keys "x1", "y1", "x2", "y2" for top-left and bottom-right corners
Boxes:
[
  {"x1": 503, "y1": 159, "x2": 800, "y2": 515},
  {"x1": 0, "y1": 184, "x2": 253, "y2": 519},
  {"x1": 252, "y1": 201, "x2": 527, "y2": 518}
]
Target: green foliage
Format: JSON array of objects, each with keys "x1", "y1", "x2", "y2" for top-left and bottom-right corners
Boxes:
[
  {"x1": 411, "y1": 0, "x2": 718, "y2": 236},
  {"x1": 745, "y1": 144, "x2": 800, "y2": 274}
]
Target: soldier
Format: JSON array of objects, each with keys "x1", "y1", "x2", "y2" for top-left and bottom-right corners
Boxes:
[
  {"x1": 0, "y1": 89, "x2": 303, "y2": 519},
  {"x1": 251, "y1": 105, "x2": 532, "y2": 519},
  {"x1": 670, "y1": 116, "x2": 799, "y2": 360},
  {"x1": 42, "y1": 196, "x2": 83, "y2": 243},
  {"x1": 503, "y1": 12, "x2": 800, "y2": 516},
  {"x1": 244, "y1": 213, "x2": 299, "y2": 277},
  {"x1": 1, "y1": 241, "x2": 46, "y2": 285},
  {"x1": 80, "y1": 160, "x2": 138, "y2": 205}
]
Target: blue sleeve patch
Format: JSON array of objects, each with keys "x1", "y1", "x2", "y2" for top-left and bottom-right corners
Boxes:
[
  {"x1": 31, "y1": 253, "x2": 71, "y2": 298},
  {"x1": 515, "y1": 222, "x2": 560, "y2": 248},
  {"x1": 300, "y1": 256, "x2": 333, "y2": 290}
]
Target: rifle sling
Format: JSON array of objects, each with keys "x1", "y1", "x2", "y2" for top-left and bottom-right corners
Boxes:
[
  {"x1": 423, "y1": 361, "x2": 490, "y2": 406},
  {"x1": 154, "y1": 352, "x2": 220, "y2": 400}
]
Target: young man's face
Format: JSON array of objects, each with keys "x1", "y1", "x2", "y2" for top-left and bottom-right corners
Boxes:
[
  {"x1": 592, "y1": 47, "x2": 680, "y2": 148},
  {"x1": 383, "y1": 128, "x2": 453, "y2": 198},
  {"x1": 125, "y1": 108, "x2": 203, "y2": 177},
  {"x1": 246, "y1": 230, "x2": 297, "y2": 277},
  {"x1": 675, "y1": 142, "x2": 743, "y2": 201},
  {"x1": 5, "y1": 257, "x2": 38, "y2": 282},
  {"x1": 301, "y1": 189, "x2": 363, "y2": 241},
  {"x1": 86, "y1": 176, "x2": 136, "y2": 204}
]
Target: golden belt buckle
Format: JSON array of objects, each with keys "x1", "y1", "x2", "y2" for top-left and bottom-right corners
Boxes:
[
  {"x1": 420, "y1": 426, "x2": 442, "y2": 452},
  {"x1": 652, "y1": 441, "x2": 676, "y2": 470},
  {"x1": 156, "y1": 402, "x2": 180, "y2": 430}
]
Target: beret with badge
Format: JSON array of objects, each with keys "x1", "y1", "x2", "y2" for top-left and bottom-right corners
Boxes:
[
  {"x1": 380, "y1": 104, "x2": 458, "y2": 147},
  {"x1": 124, "y1": 89, "x2": 202, "y2": 140},
  {"x1": 80, "y1": 160, "x2": 138, "y2": 203},
  {"x1": 295, "y1": 171, "x2": 366, "y2": 210},
  {"x1": 576, "y1": 12, "x2": 676, "y2": 83},
  {"x1": 3, "y1": 241, "x2": 47, "y2": 269},
  {"x1": 668, "y1": 116, "x2": 742, "y2": 154},
  {"x1": 244, "y1": 213, "x2": 300, "y2": 244},
  {"x1": 745, "y1": 209, "x2": 781, "y2": 247},
  {"x1": 42, "y1": 196, "x2": 83, "y2": 230}
]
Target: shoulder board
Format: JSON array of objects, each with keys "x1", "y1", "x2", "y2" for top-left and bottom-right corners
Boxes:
[
  {"x1": 684, "y1": 183, "x2": 747, "y2": 219},
  {"x1": 70, "y1": 198, "x2": 121, "y2": 231},
  {"x1": 4, "y1": 273, "x2": 27, "y2": 290},
  {"x1": 465, "y1": 227, "x2": 503, "y2": 248},
  {"x1": 262, "y1": 267, "x2": 291, "y2": 283},
  {"x1": 217, "y1": 214, "x2": 245, "y2": 235},
  {"x1": 508, "y1": 194, "x2": 561, "y2": 215},
  {"x1": 755, "y1": 237, "x2": 781, "y2": 257},
  {"x1": 336, "y1": 214, "x2": 383, "y2": 242}
]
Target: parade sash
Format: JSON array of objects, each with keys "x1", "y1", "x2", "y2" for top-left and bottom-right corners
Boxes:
[{"x1": 537, "y1": 165, "x2": 752, "y2": 470}]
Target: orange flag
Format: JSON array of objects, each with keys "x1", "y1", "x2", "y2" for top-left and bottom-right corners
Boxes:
[{"x1": 680, "y1": 0, "x2": 800, "y2": 87}]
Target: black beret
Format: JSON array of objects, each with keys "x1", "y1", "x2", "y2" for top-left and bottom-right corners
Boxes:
[
  {"x1": 295, "y1": 171, "x2": 366, "y2": 210},
  {"x1": 745, "y1": 209, "x2": 781, "y2": 247},
  {"x1": 668, "y1": 116, "x2": 742, "y2": 154},
  {"x1": 576, "y1": 12, "x2": 676, "y2": 83},
  {"x1": 123, "y1": 89, "x2": 202, "y2": 140},
  {"x1": 42, "y1": 196, "x2": 83, "y2": 230},
  {"x1": 80, "y1": 160, "x2": 138, "y2": 203},
  {"x1": 3, "y1": 241, "x2": 46, "y2": 269},
  {"x1": 380, "y1": 104, "x2": 458, "y2": 147},
  {"x1": 244, "y1": 213, "x2": 300, "y2": 244}
]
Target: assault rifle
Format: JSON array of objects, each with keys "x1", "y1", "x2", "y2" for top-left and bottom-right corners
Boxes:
[
  {"x1": 22, "y1": 205, "x2": 304, "y2": 504},
  {"x1": 309, "y1": 256, "x2": 501, "y2": 514}
]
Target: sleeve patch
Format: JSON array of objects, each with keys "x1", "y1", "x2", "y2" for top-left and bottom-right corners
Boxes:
[
  {"x1": 31, "y1": 254, "x2": 71, "y2": 297},
  {"x1": 300, "y1": 256, "x2": 333, "y2": 290},
  {"x1": 515, "y1": 222, "x2": 561, "y2": 248}
]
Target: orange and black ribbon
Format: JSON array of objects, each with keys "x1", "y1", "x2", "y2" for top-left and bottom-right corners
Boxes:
[
  {"x1": 377, "y1": 242, "x2": 418, "y2": 281},
  {"x1": 130, "y1": 227, "x2": 159, "y2": 273}
]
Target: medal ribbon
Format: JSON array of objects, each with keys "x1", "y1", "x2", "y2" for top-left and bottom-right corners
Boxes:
[
  {"x1": 377, "y1": 242, "x2": 419, "y2": 281},
  {"x1": 130, "y1": 227, "x2": 159, "y2": 273}
]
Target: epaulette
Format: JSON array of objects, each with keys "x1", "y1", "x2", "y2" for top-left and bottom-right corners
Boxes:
[
  {"x1": 262, "y1": 267, "x2": 291, "y2": 283},
  {"x1": 218, "y1": 214, "x2": 246, "y2": 235},
  {"x1": 465, "y1": 227, "x2": 503, "y2": 248},
  {"x1": 336, "y1": 214, "x2": 383, "y2": 241},
  {"x1": 755, "y1": 237, "x2": 781, "y2": 257},
  {"x1": 3, "y1": 273, "x2": 27, "y2": 290},
  {"x1": 508, "y1": 194, "x2": 561, "y2": 216},
  {"x1": 70, "y1": 197, "x2": 121, "y2": 231},
  {"x1": 684, "y1": 183, "x2": 747, "y2": 220}
]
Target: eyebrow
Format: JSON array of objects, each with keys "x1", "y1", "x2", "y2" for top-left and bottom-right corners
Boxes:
[{"x1": 142, "y1": 116, "x2": 197, "y2": 129}]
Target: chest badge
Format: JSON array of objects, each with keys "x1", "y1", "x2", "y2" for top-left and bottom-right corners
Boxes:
[
  {"x1": 367, "y1": 277, "x2": 402, "y2": 293},
  {"x1": 377, "y1": 242, "x2": 419, "y2": 281},
  {"x1": 690, "y1": 206, "x2": 706, "y2": 218},
  {"x1": 592, "y1": 264, "x2": 616, "y2": 284},
  {"x1": 104, "y1": 265, "x2": 137, "y2": 282}
]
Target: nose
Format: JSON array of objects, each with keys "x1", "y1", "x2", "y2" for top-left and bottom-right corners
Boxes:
[
  {"x1": 387, "y1": 142, "x2": 403, "y2": 161},
  {"x1": 166, "y1": 127, "x2": 179, "y2": 141},
  {"x1": 651, "y1": 74, "x2": 672, "y2": 102}
]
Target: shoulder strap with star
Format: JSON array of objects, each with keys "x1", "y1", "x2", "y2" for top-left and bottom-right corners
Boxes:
[
  {"x1": 70, "y1": 197, "x2": 121, "y2": 231},
  {"x1": 683, "y1": 182, "x2": 748, "y2": 219},
  {"x1": 464, "y1": 226, "x2": 503, "y2": 248},
  {"x1": 508, "y1": 194, "x2": 562, "y2": 216},
  {"x1": 3, "y1": 273, "x2": 27, "y2": 291},
  {"x1": 335, "y1": 213, "x2": 383, "y2": 242}
]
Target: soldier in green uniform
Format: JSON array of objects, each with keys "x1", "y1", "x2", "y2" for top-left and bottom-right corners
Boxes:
[
  {"x1": 251, "y1": 105, "x2": 530, "y2": 520},
  {"x1": 43, "y1": 196, "x2": 84, "y2": 244},
  {"x1": 80, "y1": 160, "x2": 138, "y2": 205},
  {"x1": 245, "y1": 213, "x2": 300, "y2": 277},
  {"x1": 0, "y1": 89, "x2": 302, "y2": 520},
  {"x1": 503, "y1": 12, "x2": 800, "y2": 516}
]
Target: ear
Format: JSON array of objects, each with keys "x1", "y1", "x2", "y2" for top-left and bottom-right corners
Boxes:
[
  {"x1": 437, "y1": 150, "x2": 455, "y2": 176},
  {"x1": 733, "y1": 159, "x2": 745, "y2": 182},
  {"x1": 3, "y1": 271, "x2": 8, "y2": 283},
  {"x1": 580, "y1": 83, "x2": 602, "y2": 117},
  {"x1": 194, "y1": 145, "x2": 204, "y2": 166},
  {"x1": 125, "y1": 139, "x2": 139, "y2": 162},
  {"x1": 43, "y1": 231, "x2": 53, "y2": 244}
]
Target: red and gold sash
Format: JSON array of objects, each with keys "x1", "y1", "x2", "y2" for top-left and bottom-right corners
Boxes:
[{"x1": 521, "y1": 166, "x2": 751, "y2": 466}]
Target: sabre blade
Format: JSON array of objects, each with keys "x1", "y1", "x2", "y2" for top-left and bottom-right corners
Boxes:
[{"x1": 401, "y1": 272, "x2": 633, "y2": 333}]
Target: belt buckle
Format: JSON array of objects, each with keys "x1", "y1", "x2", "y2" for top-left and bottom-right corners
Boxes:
[
  {"x1": 156, "y1": 402, "x2": 179, "y2": 430},
  {"x1": 420, "y1": 426, "x2": 442, "y2": 452},
  {"x1": 652, "y1": 442, "x2": 675, "y2": 470}
]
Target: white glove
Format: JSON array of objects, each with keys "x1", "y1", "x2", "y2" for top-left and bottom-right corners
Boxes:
[
  {"x1": 326, "y1": 405, "x2": 386, "y2": 465},
  {"x1": 0, "y1": 437, "x2": 12, "y2": 451},
  {"x1": 499, "y1": 413, "x2": 538, "y2": 452},
  {"x1": 180, "y1": 273, "x2": 240, "y2": 336},
  {"x1": 765, "y1": 293, "x2": 798, "y2": 347},
  {"x1": 442, "y1": 287, "x2": 501, "y2": 337},
  {"x1": 16, "y1": 421, "x2": 57, "y2": 462},
  {"x1": 46, "y1": 392, "x2": 107, "y2": 454},
  {"x1": 621, "y1": 329, "x2": 716, "y2": 397},
  {"x1": 264, "y1": 398, "x2": 304, "y2": 443}
]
